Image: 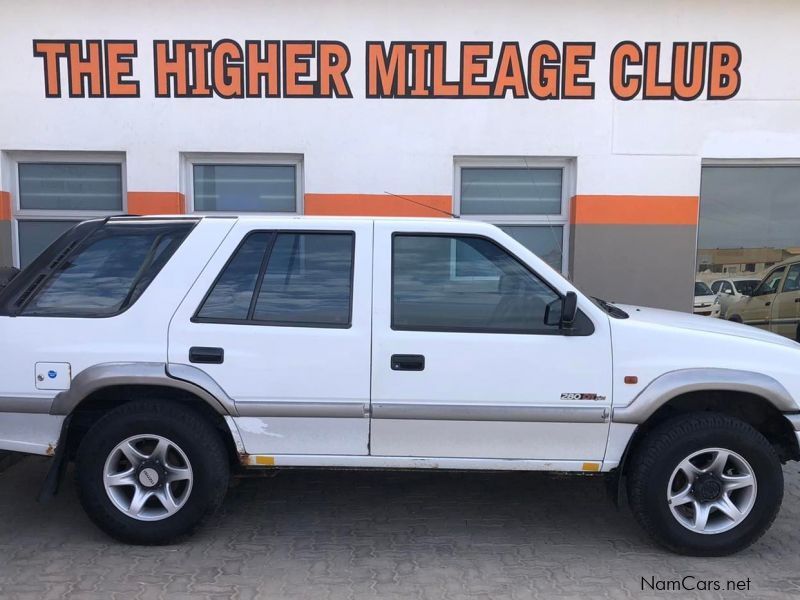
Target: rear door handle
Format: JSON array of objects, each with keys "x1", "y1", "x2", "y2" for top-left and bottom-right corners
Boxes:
[
  {"x1": 189, "y1": 346, "x2": 224, "y2": 364},
  {"x1": 391, "y1": 354, "x2": 425, "y2": 371}
]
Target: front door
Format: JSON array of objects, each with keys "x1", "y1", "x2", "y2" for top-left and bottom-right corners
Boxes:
[
  {"x1": 369, "y1": 221, "x2": 613, "y2": 462},
  {"x1": 169, "y1": 219, "x2": 373, "y2": 456},
  {"x1": 740, "y1": 266, "x2": 786, "y2": 330}
]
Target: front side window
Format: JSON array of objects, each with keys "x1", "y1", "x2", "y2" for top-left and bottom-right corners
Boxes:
[
  {"x1": 754, "y1": 267, "x2": 786, "y2": 296},
  {"x1": 392, "y1": 234, "x2": 562, "y2": 334},
  {"x1": 196, "y1": 231, "x2": 354, "y2": 328},
  {"x1": 192, "y1": 164, "x2": 297, "y2": 212},
  {"x1": 20, "y1": 222, "x2": 193, "y2": 317}
]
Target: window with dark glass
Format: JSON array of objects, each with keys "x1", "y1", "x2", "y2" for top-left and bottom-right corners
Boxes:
[
  {"x1": 392, "y1": 234, "x2": 561, "y2": 333},
  {"x1": 196, "y1": 232, "x2": 354, "y2": 327},
  {"x1": 20, "y1": 222, "x2": 193, "y2": 317},
  {"x1": 697, "y1": 166, "x2": 800, "y2": 299}
]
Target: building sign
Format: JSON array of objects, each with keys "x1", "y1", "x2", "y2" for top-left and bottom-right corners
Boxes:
[{"x1": 32, "y1": 39, "x2": 742, "y2": 101}]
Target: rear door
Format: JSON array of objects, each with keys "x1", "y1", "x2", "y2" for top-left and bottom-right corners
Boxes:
[{"x1": 168, "y1": 219, "x2": 373, "y2": 456}]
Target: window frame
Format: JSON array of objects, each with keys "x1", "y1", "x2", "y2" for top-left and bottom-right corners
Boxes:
[
  {"x1": 192, "y1": 229, "x2": 356, "y2": 329},
  {"x1": 453, "y1": 157, "x2": 574, "y2": 275},
  {"x1": 7, "y1": 151, "x2": 127, "y2": 268},
  {"x1": 389, "y1": 231, "x2": 594, "y2": 336},
  {"x1": 182, "y1": 153, "x2": 303, "y2": 215}
]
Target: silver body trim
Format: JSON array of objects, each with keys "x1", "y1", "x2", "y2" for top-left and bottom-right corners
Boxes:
[
  {"x1": 372, "y1": 402, "x2": 609, "y2": 423},
  {"x1": 236, "y1": 400, "x2": 369, "y2": 418},
  {"x1": 49, "y1": 362, "x2": 235, "y2": 416},
  {"x1": 0, "y1": 396, "x2": 53, "y2": 414},
  {"x1": 613, "y1": 368, "x2": 797, "y2": 424},
  {"x1": 165, "y1": 363, "x2": 238, "y2": 415}
]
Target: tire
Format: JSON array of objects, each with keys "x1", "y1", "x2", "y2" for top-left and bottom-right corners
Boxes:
[
  {"x1": 627, "y1": 412, "x2": 783, "y2": 556},
  {"x1": 728, "y1": 315, "x2": 743, "y2": 323},
  {"x1": 75, "y1": 400, "x2": 230, "y2": 544}
]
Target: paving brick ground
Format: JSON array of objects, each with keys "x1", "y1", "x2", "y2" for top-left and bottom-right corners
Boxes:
[{"x1": 1, "y1": 456, "x2": 799, "y2": 599}]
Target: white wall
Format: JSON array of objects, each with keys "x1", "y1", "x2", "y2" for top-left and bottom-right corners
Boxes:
[{"x1": 1, "y1": 0, "x2": 799, "y2": 197}]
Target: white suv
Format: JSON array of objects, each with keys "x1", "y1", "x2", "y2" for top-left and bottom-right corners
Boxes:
[{"x1": 1, "y1": 216, "x2": 799, "y2": 556}]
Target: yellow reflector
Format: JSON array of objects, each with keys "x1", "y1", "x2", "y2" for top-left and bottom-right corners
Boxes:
[
  {"x1": 582, "y1": 462, "x2": 601, "y2": 472},
  {"x1": 254, "y1": 456, "x2": 275, "y2": 466}
]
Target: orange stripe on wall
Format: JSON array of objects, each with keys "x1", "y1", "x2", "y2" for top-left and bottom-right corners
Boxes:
[
  {"x1": 0, "y1": 191, "x2": 10, "y2": 221},
  {"x1": 305, "y1": 193, "x2": 452, "y2": 218},
  {"x1": 571, "y1": 195, "x2": 699, "y2": 225},
  {"x1": 127, "y1": 192, "x2": 185, "y2": 215}
]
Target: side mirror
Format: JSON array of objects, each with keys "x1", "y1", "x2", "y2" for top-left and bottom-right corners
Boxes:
[
  {"x1": 0, "y1": 266, "x2": 19, "y2": 290},
  {"x1": 562, "y1": 291, "x2": 578, "y2": 328},
  {"x1": 545, "y1": 291, "x2": 578, "y2": 329}
]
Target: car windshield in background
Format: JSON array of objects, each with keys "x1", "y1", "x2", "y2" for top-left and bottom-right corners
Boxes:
[
  {"x1": 695, "y1": 282, "x2": 713, "y2": 296},
  {"x1": 734, "y1": 280, "x2": 760, "y2": 296}
]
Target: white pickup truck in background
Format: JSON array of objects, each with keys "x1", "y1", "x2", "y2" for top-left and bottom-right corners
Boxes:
[{"x1": 0, "y1": 215, "x2": 798, "y2": 556}]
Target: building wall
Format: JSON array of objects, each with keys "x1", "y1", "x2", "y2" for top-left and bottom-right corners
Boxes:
[{"x1": 1, "y1": 0, "x2": 800, "y2": 311}]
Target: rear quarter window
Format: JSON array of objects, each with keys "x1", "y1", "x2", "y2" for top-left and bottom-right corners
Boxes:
[{"x1": 18, "y1": 221, "x2": 194, "y2": 317}]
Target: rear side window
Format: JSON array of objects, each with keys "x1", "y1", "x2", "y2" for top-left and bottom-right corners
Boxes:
[
  {"x1": 196, "y1": 231, "x2": 355, "y2": 328},
  {"x1": 20, "y1": 222, "x2": 194, "y2": 317}
]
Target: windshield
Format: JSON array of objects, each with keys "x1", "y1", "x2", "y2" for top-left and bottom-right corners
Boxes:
[
  {"x1": 733, "y1": 280, "x2": 760, "y2": 295},
  {"x1": 694, "y1": 282, "x2": 713, "y2": 296}
]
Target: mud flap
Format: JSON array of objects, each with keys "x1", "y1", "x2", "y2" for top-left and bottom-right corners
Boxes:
[{"x1": 37, "y1": 414, "x2": 72, "y2": 503}]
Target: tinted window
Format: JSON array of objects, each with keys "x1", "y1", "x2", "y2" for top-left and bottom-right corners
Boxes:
[
  {"x1": 392, "y1": 235, "x2": 561, "y2": 333},
  {"x1": 196, "y1": 233, "x2": 271, "y2": 320},
  {"x1": 710, "y1": 281, "x2": 722, "y2": 293},
  {"x1": 197, "y1": 232, "x2": 354, "y2": 327},
  {"x1": 696, "y1": 166, "x2": 800, "y2": 298},
  {"x1": 21, "y1": 222, "x2": 192, "y2": 317}
]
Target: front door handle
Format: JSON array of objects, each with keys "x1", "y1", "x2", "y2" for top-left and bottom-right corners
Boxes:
[
  {"x1": 189, "y1": 346, "x2": 224, "y2": 364},
  {"x1": 391, "y1": 354, "x2": 425, "y2": 371},
  {"x1": 765, "y1": 301, "x2": 772, "y2": 307}
]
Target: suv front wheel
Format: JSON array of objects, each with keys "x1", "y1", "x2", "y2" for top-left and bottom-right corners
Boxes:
[
  {"x1": 627, "y1": 412, "x2": 783, "y2": 556},
  {"x1": 75, "y1": 400, "x2": 230, "y2": 544}
]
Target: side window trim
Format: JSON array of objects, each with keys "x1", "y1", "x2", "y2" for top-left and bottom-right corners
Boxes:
[
  {"x1": 389, "y1": 231, "x2": 594, "y2": 336},
  {"x1": 192, "y1": 229, "x2": 357, "y2": 329}
]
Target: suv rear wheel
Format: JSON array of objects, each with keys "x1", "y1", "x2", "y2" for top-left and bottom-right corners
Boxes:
[
  {"x1": 75, "y1": 400, "x2": 230, "y2": 544},
  {"x1": 627, "y1": 412, "x2": 783, "y2": 556}
]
